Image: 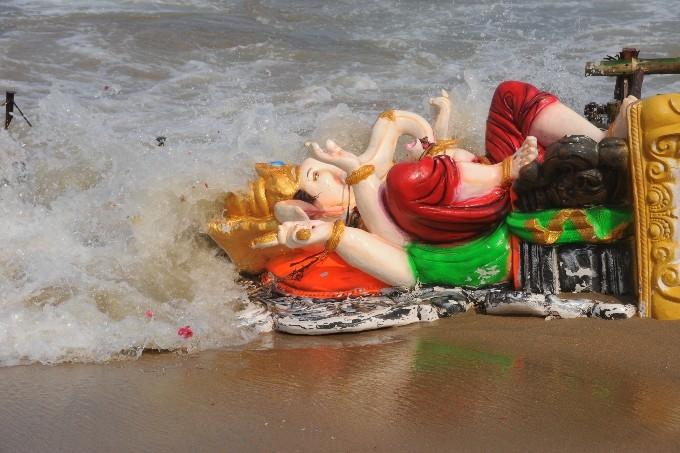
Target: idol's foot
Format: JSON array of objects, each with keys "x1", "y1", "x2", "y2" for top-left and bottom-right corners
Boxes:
[
  {"x1": 609, "y1": 95, "x2": 638, "y2": 139},
  {"x1": 512, "y1": 136, "x2": 539, "y2": 178}
]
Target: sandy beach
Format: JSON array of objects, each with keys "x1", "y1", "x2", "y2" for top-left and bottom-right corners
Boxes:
[{"x1": 3, "y1": 314, "x2": 680, "y2": 452}]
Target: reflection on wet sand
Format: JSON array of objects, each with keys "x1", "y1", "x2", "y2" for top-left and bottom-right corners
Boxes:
[{"x1": 2, "y1": 314, "x2": 680, "y2": 452}]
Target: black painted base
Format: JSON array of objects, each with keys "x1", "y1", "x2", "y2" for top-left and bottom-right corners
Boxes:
[{"x1": 519, "y1": 240, "x2": 633, "y2": 296}]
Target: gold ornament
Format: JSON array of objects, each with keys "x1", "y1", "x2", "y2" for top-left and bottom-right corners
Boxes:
[
  {"x1": 524, "y1": 209, "x2": 631, "y2": 245},
  {"x1": 326, "y1": 220, "x2": 345, "y2": 252},
  {"x1": 424, "y1": 139, "x2": 458, "y2": 156},
  {"x1": 501, "y1": 156, "x2": 513, "y2": 187},
  {"x1": 249, "y1": 232, "x2": 279, "y2": 249},
  {"x1": 345, "y1": 164, "x2": 375, "y2": 186},
  {"x1": 378, "y1": 109, "x2": 396, "y2": 121},
  {"x1": 295, "y1": 228, "x2": 312, "y2": 241}
]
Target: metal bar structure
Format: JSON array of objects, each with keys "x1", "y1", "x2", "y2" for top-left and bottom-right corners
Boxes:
[
  {"x1": 586, "y1": 56, "x2": 680, "y2": 77},
  {"x1": 613, "y1": 48, "x2": 639, "y2": 101},
  {"x1": 586, "y1": 47, "x2": 680, "y2": 103},
  {"x1": 4, "y1": 90, "x2": 32, "y2": 129},
  {"x1": 583, "y1": 47, "x2": 680, "y2": 126},
  {"x1": 4, "y1": 90, "x2": 15, "y2": 129}
]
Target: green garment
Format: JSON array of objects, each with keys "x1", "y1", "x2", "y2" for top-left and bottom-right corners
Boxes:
[
  {"x1": 405, "y1": 223, "x2": 511, "y2": 288},
  {"x1": 506, "y1": 207, "x2": 632, "y2": 245}
]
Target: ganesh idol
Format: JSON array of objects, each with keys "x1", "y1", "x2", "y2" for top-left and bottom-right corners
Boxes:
[{"x1": 224, "y1": 81, "x2": 637, "y2": 298}]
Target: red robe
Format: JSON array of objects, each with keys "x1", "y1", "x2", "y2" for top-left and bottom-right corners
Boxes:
[
  {"x1": 384, "y1": 81, "x2": 558, "y2": 244},
  {"x1": 485, "y1": 80, "x2": 559, "y2": 163}
]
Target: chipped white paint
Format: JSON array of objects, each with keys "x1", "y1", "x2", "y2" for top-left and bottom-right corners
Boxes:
[
  {"x1": 476, "y1": 264, "x2": 500, "y2": 280},
  {"x1": 573, "y1": 282, "x2": 590, "y2": 292},
  {"x1": 483, "y1": 291, "x2": 637, "y2": 320},
  {"x1": 563, "y1": 266, "x2": 595, "y2": 278},
  {"x1": 241, "y1": 286, "x2": 637, "y2": 335},
  {"x1": 275, "y1": 304, "x2": 439, "y2": 335}
]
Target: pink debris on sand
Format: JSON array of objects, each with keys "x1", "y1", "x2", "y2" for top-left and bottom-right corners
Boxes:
[
  {"x1": 178, "y1": 325, "x2": 193, "y2": 339},
  {"x1": 144, "y1": 310, "x2": 154, "y2": 318}
]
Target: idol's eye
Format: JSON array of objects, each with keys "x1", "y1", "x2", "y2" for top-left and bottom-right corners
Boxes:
[{"x1": 312, "y1": 171, "x2": 319, "y2": 181}]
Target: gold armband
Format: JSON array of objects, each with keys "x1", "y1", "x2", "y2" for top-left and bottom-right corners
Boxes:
[
  {"x1": 325, "y1": 220, "x2": 345, "y2": 252},
  {"x1": 345, "y1": 165, "x2": 375, "y2": 186},
  {"x1": 424, "y1": 138, "x2": 459, "y2": 157},
  {"x1": 501, "y1": 156, "x2": 513, "y2": 187}
]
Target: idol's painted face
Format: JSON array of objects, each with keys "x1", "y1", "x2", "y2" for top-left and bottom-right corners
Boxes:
[{"x1": 293, "y1": 158, "x2": 354, "y2": 219}]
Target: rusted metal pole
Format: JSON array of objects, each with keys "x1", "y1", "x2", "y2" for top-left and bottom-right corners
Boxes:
[
  {"x1": 629, "y1": 68, "x2": 645, "y2": 99},
  {"x1": 583, "y1": 48, "x2": 677, "y2": 127},
  {"x1": 613, "y1": 48, "x2": 639, "y2": 101},
  {"x1": 4, "y1": 90, "x2": 14, "y2": 129}
]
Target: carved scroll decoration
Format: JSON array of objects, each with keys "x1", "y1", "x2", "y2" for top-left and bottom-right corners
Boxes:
[{"x1": 629, "y1": 95, "x2": 680, "y2": 318}]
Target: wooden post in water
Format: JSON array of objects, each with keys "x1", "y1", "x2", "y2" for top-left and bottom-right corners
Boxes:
[{"x1": 4, "y1": 90, "x2": 15, "y2": 129}]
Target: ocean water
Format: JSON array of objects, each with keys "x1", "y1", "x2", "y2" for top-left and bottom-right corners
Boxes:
[{"x1": 1, "y1": 0, "x2": 679, "y2": 366}]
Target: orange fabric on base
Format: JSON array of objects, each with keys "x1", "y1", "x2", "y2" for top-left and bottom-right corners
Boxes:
[
  {"x1": 263, "y1": 250, "x2": 389, "y2": 299},
  {"x1": 511, "y1": 234, "x2": 521, "y2": 290}
]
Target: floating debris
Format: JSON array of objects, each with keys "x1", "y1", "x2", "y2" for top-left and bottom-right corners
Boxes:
[{"x1": 177, "y1": 325, "x2": 193, "y2": 339}]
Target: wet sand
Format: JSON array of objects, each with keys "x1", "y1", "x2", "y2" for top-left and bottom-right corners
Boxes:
[{"x1": 2, "y1": 313, "x2": 680, "y2": 452}]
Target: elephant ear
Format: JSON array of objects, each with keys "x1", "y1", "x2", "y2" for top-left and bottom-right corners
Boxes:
[{"x1": 274, "y1": 201, "x2": 311, "y2": 223}]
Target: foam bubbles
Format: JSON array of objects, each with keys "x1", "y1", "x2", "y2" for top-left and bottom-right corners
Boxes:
[{"x1": 0, "y1": 89, "x2": 267, "y2": 365}]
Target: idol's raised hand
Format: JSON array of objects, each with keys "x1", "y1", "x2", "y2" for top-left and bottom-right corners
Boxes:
[
  {"x1": 429, "y1": 89, "x2": 452, "y2": 141},
  {"x1": 306, "y1": 139, "x2": 361, "y2": 173}
]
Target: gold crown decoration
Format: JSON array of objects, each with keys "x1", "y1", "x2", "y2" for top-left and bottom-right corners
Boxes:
[{"x1": 207, "y1": 162, "x2": 300, "y2": 274}]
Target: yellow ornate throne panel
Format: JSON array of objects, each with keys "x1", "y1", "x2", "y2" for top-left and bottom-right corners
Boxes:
[{"x1": 629, "y1": 94, "x2": 680, "y2": 319}]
